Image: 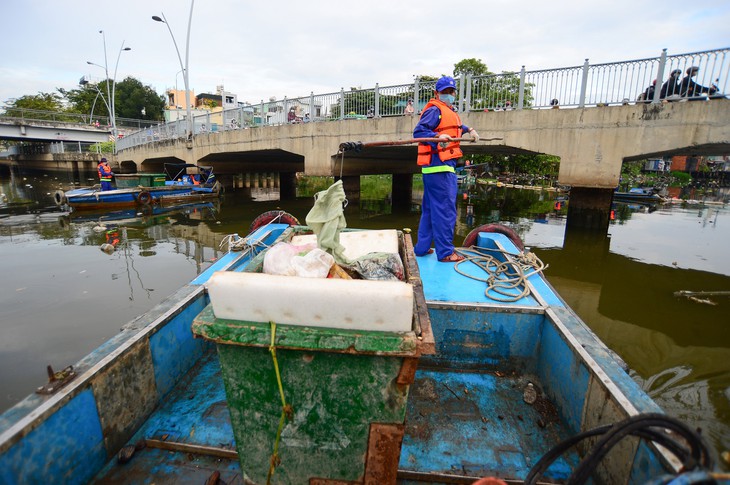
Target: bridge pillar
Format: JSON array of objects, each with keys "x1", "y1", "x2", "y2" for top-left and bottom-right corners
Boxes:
[
  {"x1": 391, "y1": 174, "x2": 413, "y2": 210},
  {"x1": 565, "y1": 187, "x2": 613, "y2": 231},
  {"x1": 280, "y1": 172, "x2": 297, "y2": 199},
  {"x1": 337, "y1": 176, "x2": 361, "y2": 204}
]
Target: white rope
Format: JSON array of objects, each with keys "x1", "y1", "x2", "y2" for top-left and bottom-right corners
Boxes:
[
  {"x1": 454, "y1": 246, "x2": 548, "y2": 302},
  {"x1": 219, "y1": 233, "x2": 270, "y2": 253}
]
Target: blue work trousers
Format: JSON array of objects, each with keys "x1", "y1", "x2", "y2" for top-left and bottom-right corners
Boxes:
[{"x1": 414, "y1": 171, "x2": 457, "y2": 259}]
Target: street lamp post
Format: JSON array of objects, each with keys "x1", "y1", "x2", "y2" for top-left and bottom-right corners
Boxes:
[
  {"x1": 111, "y1": 42, "x2": 131, "y2": 138},
  {"x1": 79, "y1": 76, "x2": 111, "y2": 125},
  {"x1": 153, "y1": 0, "x2": 195, "y2": 141},
  {"x1": 87, "y1": 31, "x2": 131, "y2": 140}
]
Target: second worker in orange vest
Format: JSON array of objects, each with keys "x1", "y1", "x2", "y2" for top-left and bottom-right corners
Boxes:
[{"x1": 413, "y1": 76, "x2": 479, "y2": 262}]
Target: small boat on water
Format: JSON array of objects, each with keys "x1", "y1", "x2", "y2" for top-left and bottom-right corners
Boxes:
[
  {"x1": 613, "y1": 187, "x2": 663, "y2": 204},
  {"x1": 0, "y1": 207, "x2": 718, "y2": 483},
  {"x1": 53, "y1": 163, "x2": 221, "y2": 212}
]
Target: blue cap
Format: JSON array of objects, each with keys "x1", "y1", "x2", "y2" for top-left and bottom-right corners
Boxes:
[
  {"x1": 435, "y1": 76, "x2": 456, "y2": 92},
  {"x1": 100, "y1": 157, "x2": 107, "y2": 162}
]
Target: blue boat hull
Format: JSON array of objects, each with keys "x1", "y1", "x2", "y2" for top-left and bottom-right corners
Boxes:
[
  {"x1": 58, "y1": 185, "x2": 220, "y2": 211},
  {"x1": 0, "y1": 225, "x2": 693, "y2": 484}
]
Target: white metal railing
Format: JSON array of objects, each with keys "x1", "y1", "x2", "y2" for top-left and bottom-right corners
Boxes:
[{"x1": 88, "y1": 47, "x2": 730, "y2": 151}]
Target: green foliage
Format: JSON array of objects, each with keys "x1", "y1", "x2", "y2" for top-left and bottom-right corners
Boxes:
[
  {"x1": 621, "y1": 161, "x2": 644, "y2": 178},
  {"x1": 113, "y1": 77, "x2": 165, "y2": 121},
  {"x1": 670, "y1": 170, "x2": 691, "y2": 187},
  {"x1": 360, "y1": 175, "x2": 392, "y2": 199},
  {"x1": 4, "y1": 77, "x2": 165, "y2": 126},
  {"x1": 454, "y1": 59, "x2": 489, "y2": 77},
  {"x1": 3, "y1": 92, "x2": 65, "y2": 114},
  {"x1": 296, "y1": 176, "x2": 334, "y2": 197},
  {"x1": 92, "y1": 141, "x2": 116, "y2": 155},
  {"x1": 469, "y1": 153, "x2": 560, "y2": 177}
]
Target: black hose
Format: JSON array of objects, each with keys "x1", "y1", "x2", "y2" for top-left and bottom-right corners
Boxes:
[{"x1": 524, "y1": 413, "x2": 714, "y2": 485}]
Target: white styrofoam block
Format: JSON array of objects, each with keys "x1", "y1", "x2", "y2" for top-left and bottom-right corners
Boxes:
[
  {"x1": 290, "y1": 229, "x2": 398, "y2": 261},
  {"x1": 206, "y1": 271, "x2": 413, "y2": 332}
]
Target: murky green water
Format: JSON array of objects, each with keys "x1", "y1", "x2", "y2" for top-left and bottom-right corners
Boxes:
[{"x1": 1, "y1": 168, "x2": 728, "y2": 467}]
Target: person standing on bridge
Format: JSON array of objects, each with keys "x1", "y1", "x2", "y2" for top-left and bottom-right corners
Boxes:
[
  {"x1": 413, "y1": 75, "x2": 479, "y2": 263},
  {"x1": 98, "y1": 158, "x2": 114, "y2": 191}
]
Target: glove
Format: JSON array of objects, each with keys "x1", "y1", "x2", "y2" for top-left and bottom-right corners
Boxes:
[
  {"x1": 438, "y1": 133, "x2": 451, "y2": 148},
  {"x1": 469, "y1": 129, "x2": 480, "y2": 142}
]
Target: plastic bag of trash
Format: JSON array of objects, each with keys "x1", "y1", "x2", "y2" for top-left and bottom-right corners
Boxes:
[
  {"x1": 291, "y1": 248, "x2": 335, "y2": 278},
  {"x1": 263, "y1": 242, "x2": 317, "y2": 276},
  {"x1": 346, "y1": 252, "x2": 405, "y2": 281}
]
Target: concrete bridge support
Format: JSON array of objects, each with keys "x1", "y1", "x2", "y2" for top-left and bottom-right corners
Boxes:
[
  {"x1": 565, "y1": 187, "x2": 614, "y2": 231},
  {"x1": 337, "y1": 176, "x2": 361, "y2": 204},
  {"x1": 280, "y1": 172, "x2": 297, "y2": 199},
  {"x1": 392, "y1": 173, "x2": 414, "y2": 211}
]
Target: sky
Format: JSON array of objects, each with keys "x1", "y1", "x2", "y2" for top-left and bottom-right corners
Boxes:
[{"x1": 1, "y1": 0, "x2": 729, "y2": 108}]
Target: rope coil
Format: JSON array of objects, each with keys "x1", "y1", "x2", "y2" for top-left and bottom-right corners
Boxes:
[{"x1": 454, "y1": 246, "x2": 548, "y2": 302}]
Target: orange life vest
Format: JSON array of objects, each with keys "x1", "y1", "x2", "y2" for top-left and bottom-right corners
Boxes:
[
  {"x1": 416, "y1": 98, "x2": 463, "y2": 166},
  {"x1": 99, "y1": 163, "x2": 112, "y2": 182}
]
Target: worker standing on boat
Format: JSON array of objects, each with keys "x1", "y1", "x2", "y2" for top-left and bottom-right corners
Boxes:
[
  {"x1": 98, "y1": 158, "x2": 114, "y2": 191},
  {"x1": 413, "y1": 75, "x2": 479, "y2": 262}
]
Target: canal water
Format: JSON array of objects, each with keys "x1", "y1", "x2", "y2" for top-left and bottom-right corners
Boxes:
[{"x1": 1, "y1": 168, "x2": 729, "y2": 468}]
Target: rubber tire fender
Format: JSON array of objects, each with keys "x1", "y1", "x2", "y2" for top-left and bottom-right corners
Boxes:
[
  {"x1": 249, "y1": 210, "x2": 300, "y2": 233},
  {"x1": 136, "y1": 190, "x2": 152, "y2": 206},
  {"x1": 462, "y1": 223, "x2": 525, "y2": 251},
  {"x1": 53, "y1": 190, "x2": 67, "y2": 206}
]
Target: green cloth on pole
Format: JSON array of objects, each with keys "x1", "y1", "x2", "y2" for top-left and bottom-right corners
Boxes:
[{"x1": 305, "y1": 180, "x2": 349, "y2": 264}]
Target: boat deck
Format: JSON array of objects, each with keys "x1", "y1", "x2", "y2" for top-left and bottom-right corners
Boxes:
[
  {"x1": 93, "y1": 356, "x2": 579, "y2": 484},
  {"x1": 401, "y1": 366, "x2": 578, "y2": 482},
  {"x1": 415, "y1": 248, "x2": 563, "y2": 308},
  {"x1": 92, "y1": 351, "x2": 244, "y2": 485}
]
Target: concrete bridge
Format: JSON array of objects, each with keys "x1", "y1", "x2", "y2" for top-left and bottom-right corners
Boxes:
[
  {"x1": 0, "y1": 117, "x2": 112, "y2": 144},
  {"x1": 120, "y1": 99, "x2": 730, "y2": 188}
]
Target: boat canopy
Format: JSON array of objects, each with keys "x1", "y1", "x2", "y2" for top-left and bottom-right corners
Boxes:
[{"x1": 164, "y1": 163, "x2": 215, "y2": 184}]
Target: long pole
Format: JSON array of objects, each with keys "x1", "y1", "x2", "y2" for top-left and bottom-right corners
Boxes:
[
  {"x1": 154, "y1": 0, "x2": 195, "y2": 141},
  {"x1": 339, "y1": 137, "x2": 502, "y2": 152}
]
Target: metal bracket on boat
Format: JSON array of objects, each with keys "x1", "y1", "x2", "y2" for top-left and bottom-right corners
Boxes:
[{"x1": 36, "y1": 365, "x2": 77, "y2": 395}]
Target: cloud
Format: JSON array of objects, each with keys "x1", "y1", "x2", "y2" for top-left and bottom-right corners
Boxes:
[{"x1": 1, "y1": 0, "x2": 728, "y2": 107}]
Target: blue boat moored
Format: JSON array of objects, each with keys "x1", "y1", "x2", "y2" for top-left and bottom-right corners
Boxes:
[
  {"x1": 0, "y1": 211, "x2": 719, "y2": 484},
  {"x1": 53, "y1": 163, "x2": 221, "y2": 212}
]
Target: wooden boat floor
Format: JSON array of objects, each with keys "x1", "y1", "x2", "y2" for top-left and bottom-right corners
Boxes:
[
  {"x1": 401, "y1": 367, "x2": 580, "y2": 482},
  {"x1": 92, "y1": 356, "x2": 579, "y2": 483},
  {"x1": 92, "y1": 351, "x2": 245, "y2": 484}
]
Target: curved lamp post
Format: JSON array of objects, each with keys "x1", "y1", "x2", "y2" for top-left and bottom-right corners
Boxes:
[
  {"x1": 79, "y1": 76, "x2": 111, "y2": 125},
  {"x1": 111, "y1": 43, "x2": 131, "y2": 138},
  {"x1": 87, "y1": 31, "x2": 131, "y2": 140},
  {"x1": 153, "y1": 0, "x2": 195, "y2": 141}
]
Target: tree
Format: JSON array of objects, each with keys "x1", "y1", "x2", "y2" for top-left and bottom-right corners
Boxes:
[
  {"x1": 58, "y1": 76, "x2": 165, "y2": 123},
  {"x1": 454, "y1": 58, "x2": 490, "y2": 78},
  {"x1": 2, "y1": 92, "x2": 65, "y2": 117},
  {"x1": 112, "y1": 77, "x2": 165, "y2": 121},
  {"x1": 59, "y1": 84, "x2": 109, "y2": 122}
]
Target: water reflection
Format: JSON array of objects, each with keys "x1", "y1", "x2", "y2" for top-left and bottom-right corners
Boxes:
[{"x1": 1, "y1": 168, "x2": 729, "y2": 467}]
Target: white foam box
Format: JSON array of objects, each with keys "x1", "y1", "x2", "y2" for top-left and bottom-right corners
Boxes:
[
  {"x1": 205, "y1": 271, "x2": 414, "y2": 332},
  {"x1": 290, "y1": 229, "x2": 399, "y2": 261}
]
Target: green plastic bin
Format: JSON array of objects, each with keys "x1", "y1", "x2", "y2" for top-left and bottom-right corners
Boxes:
[
  {"x1": 191, "y1": 231, "x2": 432, "y2": 484},
  {"x1": 113, "y1": 173, "x2": 167, "y2": 188}
]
